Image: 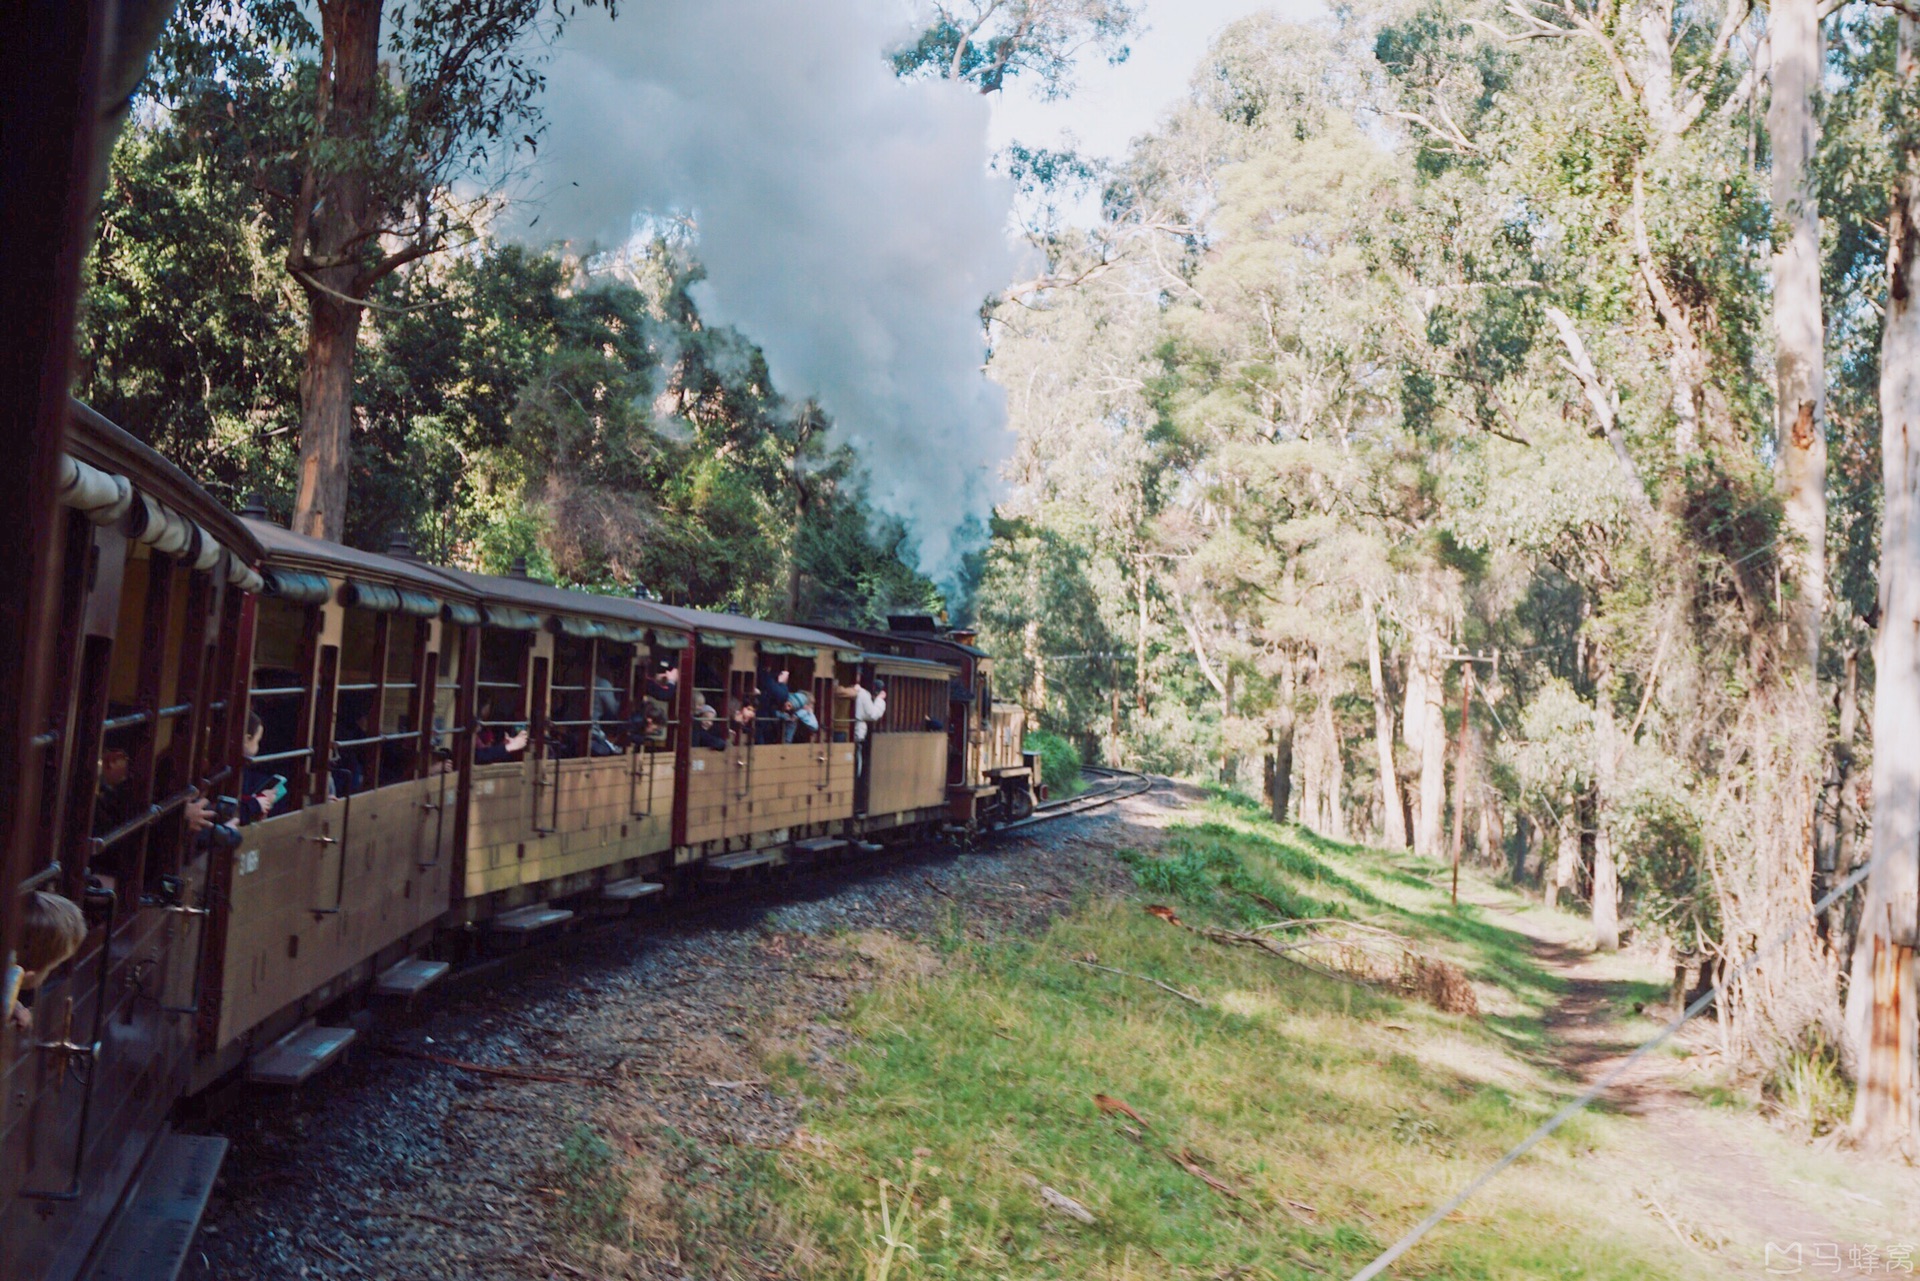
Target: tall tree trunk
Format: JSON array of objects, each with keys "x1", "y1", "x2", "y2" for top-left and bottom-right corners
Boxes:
[
  {"x1": 1855, "y1": 19, "x2": 1920, "y2": 1147},
  {"x1": 1413, "y1": 633, "x2": 1447, "y2": 860},
  {"x1": 1023, "y1": 616, "x2": 1046, "y2": 716},
  {"x1": 1320, "y1": 697, "x2": 1346, "y2": 840},
  {"x1": 293, "y1": 297, "x2": 362, "y2": 540},
  {"x1": 290, "y1": 0, "x2": 384, "y2": 541},
  {"x1": 1135, "y1": 550, "x2": 1150, "y2": 715},
  {"x1": 1592, "y1": 704, "x2": 1622, "y2": 951},
  {"x1": 1552, "y1": 799, "x2": 1576, "y2": 908},
  {"x1": 1450, "y1": 663, "x2": 1473, "y2": 886},
  {"x1": 1771, "y1": 0, "x2": 1827, "y2": 678},
  {"x1": 1365, "y1": 595, "x2": 1407, "y2": 848},
  {"x1": 1271, "y1": 659, "x2": 1296, "y2": 824}
]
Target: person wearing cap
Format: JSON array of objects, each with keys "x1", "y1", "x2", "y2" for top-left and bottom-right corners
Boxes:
[{"x1": 691, "y1": 701, "x2": 726, "y2": 751}]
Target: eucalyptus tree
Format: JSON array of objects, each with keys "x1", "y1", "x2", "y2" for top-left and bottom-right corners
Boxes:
[
  {"x1": 893, "y1": 0, "x2": 1141, "y2": 95},
  {"x1": 1856, "y1": 5, "x2": 1920, "y2": 1151},
  {"x1": 154, "y1": 0, "x2": 613, "y2": 542}
]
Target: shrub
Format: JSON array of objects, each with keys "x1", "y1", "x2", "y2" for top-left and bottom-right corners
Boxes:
[{"x1": 1024, "y1": 730, "x2": 1082, "y2": 797}]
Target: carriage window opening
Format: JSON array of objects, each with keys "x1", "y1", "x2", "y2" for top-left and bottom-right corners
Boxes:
[
  {"x1": 475, "y1": 630, "x2": 531, "y2": 764},
  {"x1": 433, "y1": 622, "x2": 467, "y2": 761},
  {"x1": 755, "y1": 655, "x2": 817, "y2": 744},
  {"x1": 831, "y1": 665, "x2": 857, "y2": 744},
  {"x1": 691, "y1": 645, "x2": 731, "y2": 751},
  {"x1": 638, "y1": 647, "x2": 677, "y2": 752},
  {"x1": 376, "y1": 617, "x2": 428, "y2": 786},
  {"x1": 332, "y1": 608, "x2": 385, "y2": 794},
  {"x1": 548, "y1": 634, "x2": 593, "y2": 758},
  {"x1": 727, "y1": 663, "x2": 758, "y2": 747},
  {"x1": 591, "y1": 642, "x2": 633, "y2": 756},
  {"x1": 249, "y1": 596, "x2": 316, "y2": 809}
]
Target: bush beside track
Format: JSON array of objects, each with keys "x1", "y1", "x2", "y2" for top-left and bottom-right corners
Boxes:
[{"x1": 1024, "y1": 731, "x2": 1083, "y2": 798}]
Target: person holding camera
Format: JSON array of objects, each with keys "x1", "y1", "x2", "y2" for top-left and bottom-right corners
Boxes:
[{"x1": 183, "y1": 712, "x2": 284, "y2": 848}]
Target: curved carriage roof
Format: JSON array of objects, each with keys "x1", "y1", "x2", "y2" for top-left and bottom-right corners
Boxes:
[
  {"x1": 242, "y1": 518, "x2": 477, "y2": 599},
  {"x1": 426, "y1": 564, "x2": 687, "y2": 633},
  {"x1": 650, "y1": 604, "x2": 857, "y2": 653},
  {"x1": 70, "y1": 401, "x2": 264, "y2": 567}
]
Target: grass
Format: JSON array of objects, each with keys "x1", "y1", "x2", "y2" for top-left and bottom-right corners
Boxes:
[{"x1": 722, "y1": 798, "x2": 1698, "y2": 1279}]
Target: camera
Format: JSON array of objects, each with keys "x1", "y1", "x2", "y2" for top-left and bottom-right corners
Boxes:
[{"x1": 201, "y1": 820, "x2": 242, "y2": 851}]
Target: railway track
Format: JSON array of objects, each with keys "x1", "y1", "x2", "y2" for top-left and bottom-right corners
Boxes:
[{"x1": 1004, "y1": 765, "x2": 1155, "y2": 830}]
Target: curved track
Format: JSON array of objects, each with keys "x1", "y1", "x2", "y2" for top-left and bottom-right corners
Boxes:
[{"x1": 1002, "y1": 765, "x2": 1155, "y2": 831}]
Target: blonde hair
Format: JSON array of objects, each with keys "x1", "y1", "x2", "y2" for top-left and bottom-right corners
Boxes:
[{"x1": 20, "y1": 891, "x2": 86, "y2": 974}]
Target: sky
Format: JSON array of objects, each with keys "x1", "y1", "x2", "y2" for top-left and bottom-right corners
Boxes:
[
  {"x1": 986, "y1": 0, "x2": 1325, "y2": 182},
  {"x1": 516, "y1": 0, "x2": 1325, "y2": 580}
]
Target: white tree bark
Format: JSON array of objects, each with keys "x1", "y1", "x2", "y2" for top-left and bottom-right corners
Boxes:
[
  {"x1": 1771, "y1": 0, "x2": 1827, "y2": 679},
  {"x1": 1855, "y1": 15, "x2": 1920, "y2": 1149},
  {"x1": 1365, "y1": 594, "x2": 1408, "y2": 849},
  {"x1": 1409, "y1": 629, "x2": 1448, "y2": 860}
]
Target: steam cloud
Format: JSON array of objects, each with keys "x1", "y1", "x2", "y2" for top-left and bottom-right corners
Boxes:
[{"x1": 516, "y1": 0, "x2": 1017, "y2": 580}]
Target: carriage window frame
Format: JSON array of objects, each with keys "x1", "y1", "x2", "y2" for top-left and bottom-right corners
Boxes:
[
  {"x1": 548, "y1": 632, "x2": 594, "y2": 758},
  {"x1": 248, "y1": 594, "x2": 320, "y2": 808},
  {"x1": 691, "y1": 643, "x2": 733, "y2": 753},
  {"x1": 474, "y1": 629, "x2": 533, "y2": 764}
]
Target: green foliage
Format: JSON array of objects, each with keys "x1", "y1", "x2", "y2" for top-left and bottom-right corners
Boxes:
[
  {"x1": 80, "y1": 120, "x2": 941, "y2": 624},
  {"x1": 1023, "y1": 730, "x2": 1083, "y2": 798},
  {"x1": 891, "y1": 1, "x2": 1141, "y2": 97},
  {"x1": 556, "y1": 1124, "x2": 630, "y2": 1244}
]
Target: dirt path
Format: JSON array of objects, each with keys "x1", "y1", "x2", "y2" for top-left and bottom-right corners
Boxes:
[{"x1": 1515, "y1": 909, "x2": 1920, "y2": 1279}]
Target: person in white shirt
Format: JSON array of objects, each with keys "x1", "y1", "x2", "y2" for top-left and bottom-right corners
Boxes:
[{"x1": 847, "y1": 678, "x2": 888, "y2": 777}]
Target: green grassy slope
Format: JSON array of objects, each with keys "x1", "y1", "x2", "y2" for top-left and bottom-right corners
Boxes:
[{"x1": 738, "y1": 799, "x2": 1692, "y2": 1279}]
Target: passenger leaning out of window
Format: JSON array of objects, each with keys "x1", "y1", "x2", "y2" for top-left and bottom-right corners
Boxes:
[
  {"x1": 757, "y1": 667, "x2": 793, "y2": 744},
  {"x1": 5, "y1": 890, "x2": 87, "y2": 1034},
  {"x1": 845, "y1": 678, "x2": 887, "y2": 775},
  {"x1": 183, "y1": 711, "x2": 285, "y2": 850},
  {"x1": 691, "y1": 702, "x2": 726, "y2": 751}
]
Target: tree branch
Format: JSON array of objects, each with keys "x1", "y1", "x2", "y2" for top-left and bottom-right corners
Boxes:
[{"x1": 1543, "y1": 305, "x2": 1654, "y2": 516}]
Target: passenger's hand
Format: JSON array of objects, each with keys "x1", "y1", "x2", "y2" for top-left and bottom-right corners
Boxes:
[
  {"x1": 8, "y1": 1002, "x2": 30, "y2": 1034},
  {"x1": 253, "y1": 790, "x2": 278, "y2": 818},
  {"x1": 183, "y1": 795, "x2": 215, "y2": 834},
  {"x1": 506, "y1": 730, "x2": 530, "y2": 753}
]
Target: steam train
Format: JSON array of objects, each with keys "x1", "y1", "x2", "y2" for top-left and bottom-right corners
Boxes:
[{"x1": 1, "y1": 403, "x2": 1039, "y2": 1281}]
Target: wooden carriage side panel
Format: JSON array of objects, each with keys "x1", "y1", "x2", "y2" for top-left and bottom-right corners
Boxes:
[{"x1": 867, "y1": 732, "x2": 949, "y2": 818}]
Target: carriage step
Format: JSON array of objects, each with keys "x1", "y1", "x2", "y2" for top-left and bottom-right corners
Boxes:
[
  {"x1": 82, "y1": 1130, "x2": 228, "y2": 1281},
  {"x1": 792, "y1": 837, "x2": 846, "y2": 857},
  {"x1": 248, "y1": 1021, "x2": 356, "y2": 1086},
  {"x1": 704, "y1": 849, "x2": 778, "y2": 876},
  {"x1": 602, "y1": 876, "x2": 665, "y2": 902},
  {"x1": 491, "y1": 903, "x2": 574, "y2": 934},
  {"x1": 374, "y1": 958, "x2": 450, "y2": 998},
  {"x1": 853, "y1": 840, "x2": 884, "y2": 854}
]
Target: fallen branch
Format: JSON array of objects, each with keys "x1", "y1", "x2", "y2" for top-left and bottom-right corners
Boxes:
[
  {"x1": 1072, "y1": 959, "x2": 1206, "y2": 1006},
  {"x1": 380, "y1": 1046, "x2": 605, "y2": 1086},
  {"x1": 1167, "y1": 1149, "x2": 1241, "y2": 1200}
]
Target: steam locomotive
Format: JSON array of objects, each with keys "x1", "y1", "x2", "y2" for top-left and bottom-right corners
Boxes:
[{"x1": 1, "y1": 402, "x2": 1038, "y2": 1281}]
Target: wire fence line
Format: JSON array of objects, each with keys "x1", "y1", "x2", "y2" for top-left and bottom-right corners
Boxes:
[{"x1": 1348, "y1": 852, "x2": 1884, "y2": 1281}]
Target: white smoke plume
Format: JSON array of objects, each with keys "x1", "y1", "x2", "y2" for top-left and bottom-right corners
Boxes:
[{"x1": 514, "y1": 0, "x2": 1017, "y2": 580}]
